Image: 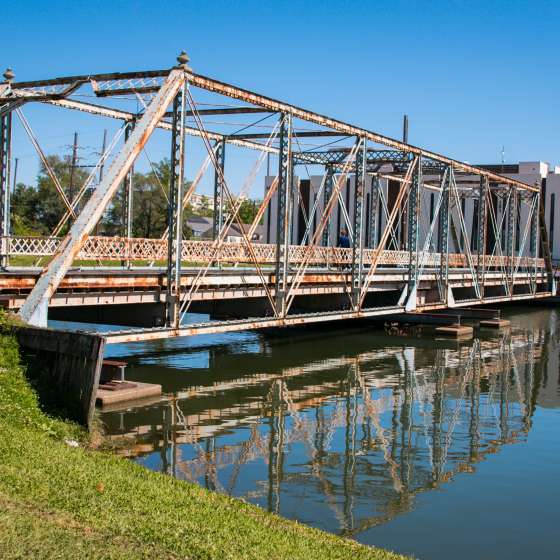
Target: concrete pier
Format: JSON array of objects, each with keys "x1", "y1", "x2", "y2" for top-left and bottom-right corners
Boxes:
[
  {"x1": 480, "y1": 319, "x2": 511, "y2": 330},
  {"x1": 97, "y1": 381, "x2": 162, "y2": 407},
  {"x1": 435, "y1": 324, "x2": 474, "y2": 339}
]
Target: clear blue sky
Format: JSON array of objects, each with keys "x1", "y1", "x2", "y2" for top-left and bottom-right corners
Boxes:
[{"x1": 3, "y1": 0, "x2": 559, "y2": 191}]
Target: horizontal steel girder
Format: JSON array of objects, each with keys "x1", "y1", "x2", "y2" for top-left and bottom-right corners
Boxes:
[{"x1": 101, "y1": 291, "x2": 553, "y2": 344}]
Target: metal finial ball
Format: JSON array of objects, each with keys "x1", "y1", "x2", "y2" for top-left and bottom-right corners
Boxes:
[
  {"x1": 3, "y1": 67, "x2": 14, "y2": 82},
  {"x1": 177, "y1": 51, "x2": 190, "y2": 68}
]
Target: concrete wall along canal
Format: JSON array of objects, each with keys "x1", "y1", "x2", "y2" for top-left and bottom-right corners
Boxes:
[{"x1": 11, "y1": 325, "x2": 105, "y2": 427}]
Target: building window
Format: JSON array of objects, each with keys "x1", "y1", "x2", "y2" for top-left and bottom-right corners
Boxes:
[
  {"x1": 460, "y1": 198, "x2": 466, "y2": 250},
  {"x1": 515, "y1": 196, "x2": 521, "y2": 252},
  {"x1": 265, "y1": 184, "x2": 271, "y2": 243},
  {"x1": 550, "y1": 193, "x2": 555, "y2": 253},
  {"x1": 471, "y1": 199, "x2": 479, "y2": 251},
  {"x1": 501, "y1": 200, "x2": 507, "y2": 252},
  {"x1": 429, "y1": 193, "x2": 435, "y2": 225},
  {"x1": 365, "y1": 192, "x2": 371, "y2": 247}
]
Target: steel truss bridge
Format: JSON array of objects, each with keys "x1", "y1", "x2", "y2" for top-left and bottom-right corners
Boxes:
[{"x1": 0, "y1": 52, "x2": 555, "y2": 343}]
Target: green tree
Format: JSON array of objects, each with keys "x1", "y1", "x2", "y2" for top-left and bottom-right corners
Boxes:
[
  {"x1": 11, "y1": 154, "x2": 90, "y2": 236},
  {"x1": 103, "y1": 159, "x2": 193, "y2": 239},
  {"x1": 37, "y1": 154, "x2": 89, "y2": 234},
  {"x1": 196, "y1": 195, "x2": 213, "y2": 218},
  {"x1": 226, "y1": 198, "x2": 261, "y2": 225},
  {"x1": 10, "y1": 182, "x2": 42, "y2": 235},
  {"x1": 11, "y1": 155, "x2": 199, "y2": 240}
]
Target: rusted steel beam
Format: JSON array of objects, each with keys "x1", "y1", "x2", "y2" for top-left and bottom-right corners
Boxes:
[
  {"x1": 94, "y1": 86, "x2": 161, "y2": 97},
  {"x1": 42, "y1": 98, "x2": 277, "y2": 154},
  {"x1": 17, "y1": 69, "x2": 187, "y2": 327},
  {"x1": 229, "y1": 130, "x2": 344, "y2": 139},
  {"x1": 103, "y1": 307, "x2": 403, "y2": 343},
  {"x1": 186, "y1": 71, "x2": 538, "y2": 192},
  {"x1": 11, "y1": 69, "x2": 171, "y2": 89},
  {"x1": 101, "y1": 290, "x2": 553, "y2": 343},
  {"x1": 0, "y1": 99, "x2": 26, "y2": 119},
  {"x1": 165, "y1": 106, "x2": 273, "y2": 117},
  {"x1": 0, "y1": 80, "x2": 87, "y2": 104}
]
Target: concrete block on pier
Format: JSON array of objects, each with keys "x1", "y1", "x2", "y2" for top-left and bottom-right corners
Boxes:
[
  {"x1": 97, "y1": 381, "x2": 162, "y2": 407},
  {"x1": 479, "y1": 319, "x2": 510, "y2": 330},
  {"x1": 435, "y1": 324, "x2": 473, "y2": 339}
]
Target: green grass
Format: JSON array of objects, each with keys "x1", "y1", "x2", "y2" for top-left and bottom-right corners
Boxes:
[{"x1": 0, "y1": 316, "x2": 407, "y2": 560}]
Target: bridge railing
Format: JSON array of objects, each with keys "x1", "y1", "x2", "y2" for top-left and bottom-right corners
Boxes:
[{"x1": 2, "y1": 235, "x2": 546, "y2": 270}]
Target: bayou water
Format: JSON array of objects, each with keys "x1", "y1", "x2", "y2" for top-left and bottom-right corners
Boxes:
[{"x1": 91, "y1": 307, "x2": 560, "y2": 559}]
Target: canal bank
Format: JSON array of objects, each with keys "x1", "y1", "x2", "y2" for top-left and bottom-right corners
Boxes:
[{"x1": 0, "y1": 312, "x2": 405, "y2": 560}]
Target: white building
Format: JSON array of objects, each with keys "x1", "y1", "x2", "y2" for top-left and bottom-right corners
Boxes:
[{"x1": 263, "y1": 161, "x2": 560, "y2": 262}]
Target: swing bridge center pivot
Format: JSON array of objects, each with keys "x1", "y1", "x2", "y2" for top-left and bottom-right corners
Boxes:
[{"x1": 0, "y1": 53, "x2": 554, "y2": 344}]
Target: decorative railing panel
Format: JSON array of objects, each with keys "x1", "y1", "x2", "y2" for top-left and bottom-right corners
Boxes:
[{"x1": 3, "y1": 236, "x2": 546, "y2": 270}]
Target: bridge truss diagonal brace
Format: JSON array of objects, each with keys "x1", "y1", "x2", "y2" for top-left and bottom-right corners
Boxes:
[
  {"x1": 437, "y1": 167, "x2": 451, "y2": 305},
  {"x1": 18, "y1": 68, "x2": 186, "y2": 327},
  {"x1": 166, "y1": 83, "x2": 187, "y2": 328},
  {"x1": 351, "y1": 138, "x2": 366, "y2": 309},
  {"x1": 212, "y1": 139, "x2": 226, "y2": 239},
  {"x1": 274, "y1": 113, "x2": 293, "y2": 316},
  {"x1": 404, "y1": 157, "x2": 422, "y2": 312},
  {"x1": 0, "y1": 111, "x2": 12, "y2": 268},
  {"x1": 476, "y1": 177, "x2": 488, "y2": 298}
]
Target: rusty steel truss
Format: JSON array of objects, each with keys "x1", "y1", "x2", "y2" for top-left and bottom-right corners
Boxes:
[{"x1": 0, "y1": 52, "x2": 554, "y2": 341}]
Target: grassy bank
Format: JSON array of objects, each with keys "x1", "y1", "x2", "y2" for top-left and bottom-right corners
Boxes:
[{"x1": 0, "y1": 318, "x2": 407, "y2": 560}]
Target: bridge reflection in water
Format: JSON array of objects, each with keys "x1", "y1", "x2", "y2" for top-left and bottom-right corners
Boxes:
[{"x1": 101, "y1": 319, "x2": 554, "y2": 539}]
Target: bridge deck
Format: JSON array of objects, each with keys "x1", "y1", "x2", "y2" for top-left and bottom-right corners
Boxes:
[
  {"x1": 0, "y1": 235, "x2": 552, "y2": 343},
  {"x1": 0, "y1": 266, "x2": 547, "y2": 308}
]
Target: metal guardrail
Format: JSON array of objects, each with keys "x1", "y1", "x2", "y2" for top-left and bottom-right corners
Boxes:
[{"x1": 2, "y1": 235, "x2": 546, "y2": 269}]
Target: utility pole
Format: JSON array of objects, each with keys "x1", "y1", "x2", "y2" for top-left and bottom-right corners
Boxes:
[
  {"x1": 69, "y1": 132, "x2": 78, "y2": 204},
  {"x1": 403, "y1": 114, "x2": 409, "y2": 144},
  {"x1": 99, "y1": 129, "x2": 107, "y2": 183},
  {"x1": 12, "y1": 157, "x2": 18, "y2": 191},
  {"x1": 96, "y1": 129, "x2": 107, "y2": 236}
]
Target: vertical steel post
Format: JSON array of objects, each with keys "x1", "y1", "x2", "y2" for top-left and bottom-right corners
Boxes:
[
  {"x1": 321, "y1": 165, "x2": 334, "y2": 247},
  {"x1": 537, "y1": 189, "x2": 555, "y2": 293},
  {"x1": 529, "y1": 191, "x2": 539, "y2": 293},
  {"x1": 406, "y1": 156, "x2": 421, "y2": 308},
  {"x1": 68, "y1": 132, "x2": 78, "y2": 204},
  {"x1": 212, "y1": 138, "x2": 226, "y2": 239},
  {"x1": 0, "y1": 112, "x2": 12, "y2": 269},
  {"x1": 99, "y1": 129, "x2": 107, "y2": 182},
  {"x1": 166, "y1": 83, "x2": 187, "y2": 328},
  {"x1": 121, "y1": 120, "x2": 135, "y2": 267},
  {"x1": 477, "y1": 177, "x2": 488, "y2": 299},
  {"x1": 369, "y1": 174, "x2": 380, "y2": 248},
  {"x1": 438, "y1": 167, "x2": 451, "y2": 303},
  {"x1": 274, "y1": 113, "x2": 292, "y2": 316},
  {"x1": 351, "y1": 138, "x2": 366, "y2": 309},
  {"x1": 506, "y1": 186, "x2": 516, "y2": 294}
]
